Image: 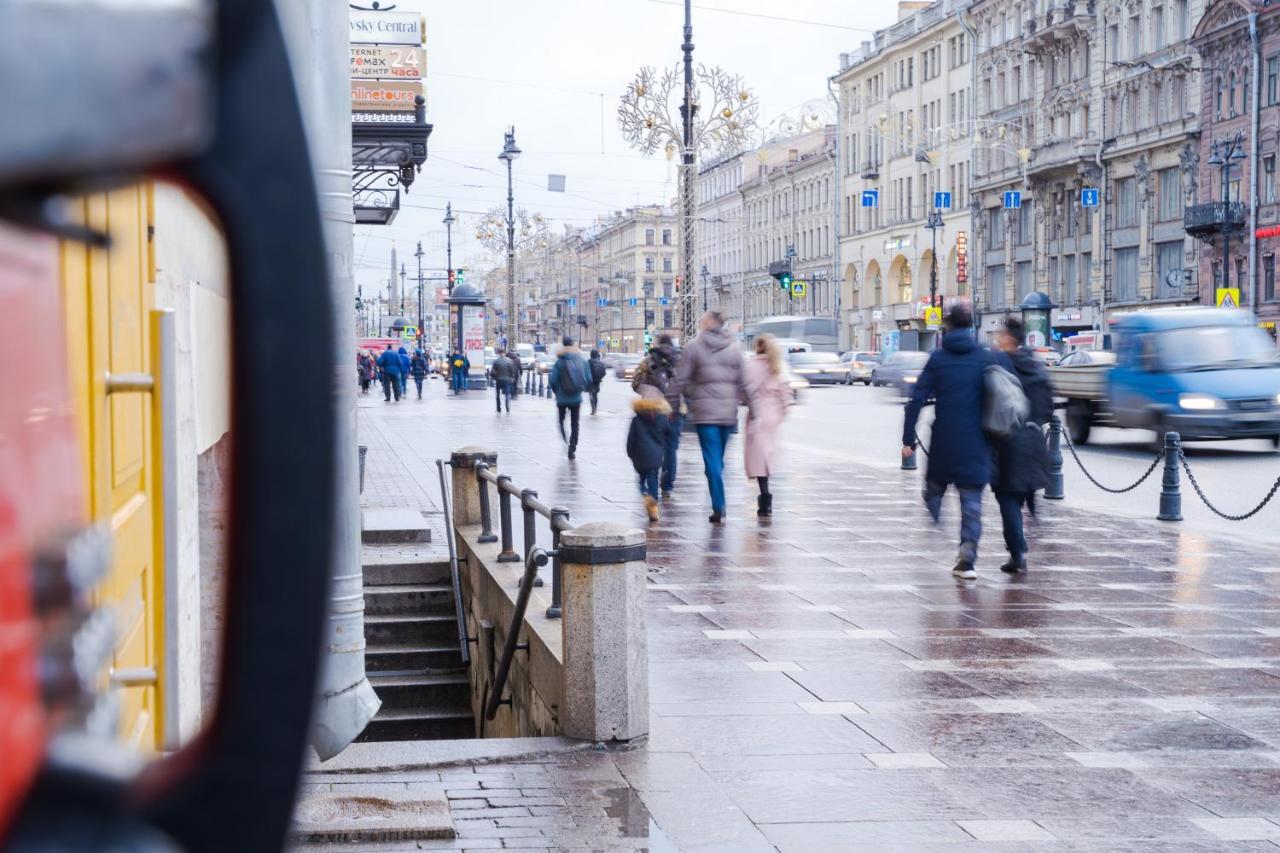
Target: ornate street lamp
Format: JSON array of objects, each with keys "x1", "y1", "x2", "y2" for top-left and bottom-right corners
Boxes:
[{"x1": 498, "y1": 127, "x2": 521, "y2": 345}]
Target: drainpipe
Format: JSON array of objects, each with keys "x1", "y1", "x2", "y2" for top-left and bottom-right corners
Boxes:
[
  {"x1": 1249, "y1": 12, "x2": 1261, "y2": 309},
  {"x1": 957, "y1": 4, "x2": 978, "y2": 323},
  {"x1": 278, "y1": 0, "x2": 380, "y2": 759},
  {"x1": 828, "y1": 72, "x2": 844, "y2": 346}
]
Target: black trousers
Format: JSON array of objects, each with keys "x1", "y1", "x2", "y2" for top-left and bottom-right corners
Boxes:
[{"x1": 557, "y1": 404, "x2": 581, "y2": 451}]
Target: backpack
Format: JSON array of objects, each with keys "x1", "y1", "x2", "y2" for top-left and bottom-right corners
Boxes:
[
  {"x1": 590, "y1": 359, "x2": 606, "y2": 385},
  {"x1": 558, "y1": 356, "x2": 588, "y2": 395},
  {"x1": 983, "y1": 363, "x2": 1030, "y2": 438}
]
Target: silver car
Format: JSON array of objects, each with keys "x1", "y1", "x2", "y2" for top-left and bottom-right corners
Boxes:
[
  {"x1": 787, "y1": 351, "x2": 849, "y2": 385},
  {"x1": 872, "y1": 350, "x2": 931, "y2": 395},
  {"x1": 839, "y1": 351, "x2": 882, "y2": 385}
]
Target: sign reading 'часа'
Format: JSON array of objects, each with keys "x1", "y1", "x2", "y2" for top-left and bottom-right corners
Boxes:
[{"x1": 349, "y1": 10, "x2": 424, "y2": 45}]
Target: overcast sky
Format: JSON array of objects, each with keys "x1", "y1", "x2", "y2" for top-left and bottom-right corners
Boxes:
[{"x1": 353, "y1": 0, "x2": 904, "y2": 297}]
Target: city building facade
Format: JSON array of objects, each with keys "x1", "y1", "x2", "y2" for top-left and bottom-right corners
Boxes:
[
  {"x1": 696, "y1": 153, "x2": 747, "y2": 326},
  {"x1": 590, "y1": 205, "x2": 680, "y2": 353},
  {"x1": 835, "y1": 0, "x2": 975, "y2": 351}
]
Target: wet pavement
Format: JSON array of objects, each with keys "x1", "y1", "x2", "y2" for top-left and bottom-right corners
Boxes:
[{"x1": 345, "y1": 378, "x2": 1280, "y2": 851}]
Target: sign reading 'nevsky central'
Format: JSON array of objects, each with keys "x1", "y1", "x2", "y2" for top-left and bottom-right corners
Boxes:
[{"x1": 349, "y1": 10, "x2": 423, "y2": 45}]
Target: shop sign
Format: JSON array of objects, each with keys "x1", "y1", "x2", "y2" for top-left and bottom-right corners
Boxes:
[
  {"x1": 351, "y1": 80, "x2": 422, "y2": 113},
  {"x1": 955, "y1": 231, "x2": 968, "y2": 284},
  {"x1": 350, "y1": 45, "x2": 424, "y2": 80},
  {"x1": 350, "y1": 10, "x2": 424, "y2": 45},
  {"x1": 1257, "y1": 224, "x2": 1280, "y2": 239}
]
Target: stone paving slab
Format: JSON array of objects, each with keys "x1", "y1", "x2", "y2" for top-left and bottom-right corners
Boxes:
[{"x1": 323, "y1": 385, "x2": 1280, "y2": 851}]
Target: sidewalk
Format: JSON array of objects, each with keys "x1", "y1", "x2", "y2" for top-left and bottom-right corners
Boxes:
[{"x1": 339, "y1": 381, "x2": 1280, "y2": 851}]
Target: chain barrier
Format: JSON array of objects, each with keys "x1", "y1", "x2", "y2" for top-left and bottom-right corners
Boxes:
[
  {"x1": 1060, "y1": 431, "x2": 1165, "y2": 494},
  {"x1": 1179, "y1": 449, "x2": 1280, "y2": 521}
]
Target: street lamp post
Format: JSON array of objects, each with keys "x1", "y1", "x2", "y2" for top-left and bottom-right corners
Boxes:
[
  {"x1": 498, "y1": 127, "x2": 521, "y2": 346},
  {"x1": 443, "y1": 202, "x2": 455, "y2": 290},
  {"x1": 414, "y1": 240, "x2": 425, "y2": 349},
  {"x1": 700, "y1": 263, "x2": 709, "y2": 312},
  {"x1": 399, "y1": 263, "x2": 407, "y2": 316},
  {"x1": 1208, "y1": 131, "x2": 1247, "y2": 301}
]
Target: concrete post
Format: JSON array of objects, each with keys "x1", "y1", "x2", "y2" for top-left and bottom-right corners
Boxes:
[
  {"x1": 450, "y1": 447, "x2": 497, "y2": 527},
  {"x1": 557, "y1": 522, "x2": 648, "y2": 742}
]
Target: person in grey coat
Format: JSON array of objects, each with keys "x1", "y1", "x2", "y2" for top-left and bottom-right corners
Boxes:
[
  {"x1": 490, "y1": 349, "x2": 519, "y2": 413},
  {"x1": 671, "y1": 311, "x2": 744, "y2": 523}
]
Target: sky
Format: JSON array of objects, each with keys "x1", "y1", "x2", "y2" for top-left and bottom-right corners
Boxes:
[{"x1": 352, "y1": 0, "x2": 904, "y2": 298}]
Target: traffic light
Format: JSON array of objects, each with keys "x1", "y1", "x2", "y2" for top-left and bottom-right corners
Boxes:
[
  {"x1": 456, "y1": 269, "x2": 465, "y2": 286},
  {"x1": 773, "y1": 270, "x2": 793, "y2": 292},
  {"x1": 447, "y1": 269, "x2": 455, "y2": 287}
]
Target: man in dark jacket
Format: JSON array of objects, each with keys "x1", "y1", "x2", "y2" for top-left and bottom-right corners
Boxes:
[
  {"x1": 587, "y1": 349, "x2": 607, "y2": 415},
  {"x1": 508, "y1": 349, "x2": 523, "y2": 396},
  {"x1": 491, "y1": 348, "x2": 518, "y2": 413},
  {"x1": 992, "y1": 317, "x2": 1052, "y2": 574},
  {"x1": 449, "y1": 350, "x2": 470, "y2": 395},
  {"x1": 638, "y1": 334, "x2": 684, "y2": 495},
  {"x1": 903, "y1": 304, "x2": 992, "y2": 579},
  {"x1": 397, "y1": 346, "x2": 411, "y2": 399},
  {"x1": 377, "y1": 344, "x2": 403, "y2": 402},
  {"x1": 409, "y1": 348, "x2": 429, "y2": 399},
  {"x1": 549, "y1": 336, "x2": 591, "y2": 460},
  {"x1": 672, "y1": 312, "x2": 743, "y2": 524}
]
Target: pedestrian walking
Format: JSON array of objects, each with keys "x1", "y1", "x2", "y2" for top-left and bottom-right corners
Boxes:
[
  {"x1": 627, "y1": 386, "x2": 671, "y2": 524},
  {"x1": 549, "y1": 336, "x2": 592, "y2": 460},
  {"x1": 902, "y1": 303, "x2": 992, "y2": 579},
  {"x1": 635, "y1": 334, "x2": 683, "y2": 496},
  {"x1": 396, "y1": 347, "x2": 410, "y2": 399},
  {"x1": 409, "y1": 348, "x2": 429, "y2": 399},
  {"x1": 449, "y1": 349, "x2": 470, "y2": 395},
  {"x1": 991, "y1": 316, "x2": 1052, "y2": 574},
  {"x1": 742, "y1": 334, "x2": 791, "y2": 518},
  {"x1": 587, "y1": 349, "x2": 607, "y2": 415},
  {"x1": 377, "y1": 344, "x2": 403, "y2": 402},
  {"x1": 357, "y1": 350, "x2": 375, "y2": 395},
  {"x1": 491, "y1": 348, "x2": 518, "y2": 413},
  {"x1": 508, "y1": 349, "x2": 523, "y2": 396},
  {"x1": 672, "y1": 311, "x2": 743, "y2": 524}
]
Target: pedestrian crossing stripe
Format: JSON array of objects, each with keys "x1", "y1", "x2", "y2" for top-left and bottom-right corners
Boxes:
[{"x1": 1216, "y1": 287, "x2": 1240, "y2": 309}]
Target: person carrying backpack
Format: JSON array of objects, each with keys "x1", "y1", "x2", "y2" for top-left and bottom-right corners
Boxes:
[
  {"x1": 902, "y1": 303, "x2": 995, "y2": 580},
  {"x1": 409, "y1": 348, "x2": 429, "y2": 399},
  {"x1": 549, "y1": 336, "x2": 591, "y2": 460},
  {"x1": 449, "y1": 349, "x2": 469, "y2": 395},
  {"x1": 634, "y1": 334, "x2": 683, "y2": 495},
  {"x1": 587, "y1": 349, "x2": 607, "y2": 415},
  {"x1": 991, "y1": 316, "x2": 1051, "y2": 574},
  {"x1": 377, "y1": 344, "x2": 403, "y2": 403}
]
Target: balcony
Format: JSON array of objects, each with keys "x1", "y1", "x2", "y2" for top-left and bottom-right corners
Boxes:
[
  {"x1": 1025, "y1": 1, "x2": 1094, "y2": 51},
  {"x1": 1027, "y1": 138, "x2": 1094, "y2": 178},
  {"x1": 1185, "y1": 202, "x2": 1247, "y2": 236},
  {"x1": 860, "y1": 160, "x2": 881, "y2": 180}
]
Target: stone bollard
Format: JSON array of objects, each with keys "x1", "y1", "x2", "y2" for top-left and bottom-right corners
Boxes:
[
  {"x1": 450, "y1": 447, "x2": 498, "y2": 528},
  {"x1": 557, "y1": 522, "x2": 648, "y2": 742},
  {"x1": 901, "y1": 445, "x2": 918, "y2": 471},
  {"x1": 358, "y1": 444, "x2": 368, "y2": 494},
  {"x1": 1045, "y1": 416, "x2": 1064, "y2": 500},
  {"x1": 1158, "y1": 431, "x2": 1183, "y2": 521}
]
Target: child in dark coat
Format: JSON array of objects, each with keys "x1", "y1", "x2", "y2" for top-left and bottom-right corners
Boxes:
[{"x1": 626, "y1": 387, "x2": 671, "y2": 523}]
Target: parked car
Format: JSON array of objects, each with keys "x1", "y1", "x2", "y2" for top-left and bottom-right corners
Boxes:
[
  {"x1": 839, "y1": 351, "x2": 881, "y2": 385},
  {"x1": 613, "y1": 353, "x2": 645, "y2": 382},
  {"x1": 872, "y1": 350, "x2": 930, "y2": 394},
  {"x1": 786, "y1": 351, "x2": 848, "y2": 385},
  {"x1": 534, "y1": 353, "x2": 556, "y2": 375},
  {"x1": 1050, "y1": 307, "x2": 1280, "y2": 446}
]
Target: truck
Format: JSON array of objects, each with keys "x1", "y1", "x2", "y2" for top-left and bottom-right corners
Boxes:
[{"x1": 1050, "y1": 308, "x2": 1280, "y2": 447}]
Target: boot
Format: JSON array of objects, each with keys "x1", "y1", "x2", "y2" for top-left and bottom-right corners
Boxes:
[
  {"x1": 757, "y1": 493, "x2": 772, "y2": 517},
  {"x1": 644, "y1": 495, "x2": 660, "y2": 524}
]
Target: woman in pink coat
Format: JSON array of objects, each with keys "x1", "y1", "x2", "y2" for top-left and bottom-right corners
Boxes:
[{"x1": 742, "y1": 334, "x2": 791, "y2": 517}]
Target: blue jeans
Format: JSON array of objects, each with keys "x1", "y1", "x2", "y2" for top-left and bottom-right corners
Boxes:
[
  {"x1": 495, "y1": 380, "x2": 512, "y2": 411},
  {"x1": 660, "y1": 412, "x2": 683, "y2": 492},
  {"x1": 638, "y1": 469, "x2": 659, "y2": 501},
  {"x1": 923, "y1": 480, "x2": 983, "y2": 564},
  {"x1": 451, "y1": 370, "x2": 465, "y2": 393},
  {"x1": 995, "y1": 491, "x2": 1028, "y2": 561},
  {"x1": 696, "y1": 424, "x2": 734, "y2": 514}
]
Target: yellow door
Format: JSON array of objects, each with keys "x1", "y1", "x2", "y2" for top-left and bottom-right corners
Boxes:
[{"x1": 61, "y1": 184, "x2": 162, "y2": 750}]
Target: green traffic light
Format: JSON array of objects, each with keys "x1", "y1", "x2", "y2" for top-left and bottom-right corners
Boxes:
[{"x1": 779, "y1": 273, "x2": 792, "y2": 290}]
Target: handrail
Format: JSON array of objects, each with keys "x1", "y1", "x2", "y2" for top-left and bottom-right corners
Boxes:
[
  {"x1": 474, "y1": 462, "x2": 569, "y2": 618},
  {"x1": 484, "y1": 546, "x2": 550, "y2": 720},
  {"x1": 436, "y1": 459, "x2": 471, "y2": 666}
]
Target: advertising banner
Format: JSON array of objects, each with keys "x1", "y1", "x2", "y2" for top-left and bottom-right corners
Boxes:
[
  {"x1": 461, "y1": 305, "x2": 486, "y2": 375},
  {"x1": 350, "y1": 45, "x2": 424, "y2": 80},
  {"x1": 349, "y1": 10, "x2": 423, "y2": 45}
]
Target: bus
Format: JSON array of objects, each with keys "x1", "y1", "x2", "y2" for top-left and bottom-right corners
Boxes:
[{"x1": 744, "y1": 316, "x2": 840, "y2": 352}]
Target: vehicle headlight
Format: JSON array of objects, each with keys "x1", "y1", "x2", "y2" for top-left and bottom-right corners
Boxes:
[
  {"x1": 1275, "y1": 393, "x2": 1280, "y2": 406},
  {"x1": 903, "y1": 375, "x2": 918, "y2": 383},
  {"x1": 1179, "y1": 393, "x2": 1224, "y2": 411},
  {"x1": 794, "y1": 368, "x2": 817, "y2": 375}
]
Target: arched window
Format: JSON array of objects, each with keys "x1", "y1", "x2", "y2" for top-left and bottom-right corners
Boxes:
[
  {"x1": 1216, "y1": 77, "x2": 1224, "y2": 119},
  {"x1": 1229, "y1": 72, "x2": 1237, "y2": 116}
]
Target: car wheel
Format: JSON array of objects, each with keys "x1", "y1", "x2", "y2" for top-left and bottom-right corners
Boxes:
[
  {"x1": 1065, "y1": 399, "x2": 1092, "y2": 445},
  {"x1": 863, "y1": 378, "x2": 871, "y2": 386}
]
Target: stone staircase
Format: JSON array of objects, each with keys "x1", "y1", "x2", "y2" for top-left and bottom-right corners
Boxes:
[{"x1": 358, "y1": 510, "x2": 474, "y2": 742}]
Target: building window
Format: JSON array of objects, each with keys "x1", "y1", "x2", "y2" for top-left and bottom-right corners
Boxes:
[
  {"x1": 1266, "y1": 254, "x2": 1276, "y2": 301},
  {"x1": 988, "y1": 208, "x2": 1005, "y2": 248},
  {"x1": 662, "y1": 279, "x2": 673, "y2": 299},
  {"x1": 1156, "y1": 240, "x2": 1184, "y2": 298},
  {"x1": 1230, "y1": 72, "x2": 1238, "y2": 117},
  {"x1": 1216, "y1": 77, "x2": 1224, "y2": 119},
  {"x1": 1115, "y1": 177, "x2": 1137, "y2": 227},
  {"x1": 1157, "y1": 167, "x2": 1182, "y2": 220},
  {"x1": 1153, "y1": 6, "x2": 1165, "y2": 50},
  {"x1": 663, "y1": 310, "x2": 673, "y2": 328},
  {"x1": 1270, "y1": 58, "x2": 1279, "y2": 105},
  {"x1": 662, "y1": 228, "x2": 672, "y2": 245},
  {"x1": 987, "y1": 264, "x2": 1006, "y2": 308},
  {"x1": 1065, "y1": 253, "x2": 1078, "y2": 304},
  {"x1": 1081, "y1": 252, "x2": 1092, "y2": 302},
  {"x1": 1017, "y1": 201, "x2": 1033, "y2": 245},
  {"x1": 1016, "y1": 260, "x2": 1033, "y2": 301},
  {"x1": 1115, "y1": 247, "x2": 1139, "y2": 302},
  {"x1": 645, "y1": 228, "x2": 655, "y2": 245},
  {"x1": 662, "y1": 256, "x2": 673, "y2": 273},
  {"x1": 1267, "y1": 155, "x2": 1277, "y2": 203},
  {"x1": 1128, "y1": 15, "x2": 1140, "y2": 58},
  {"x1": 644, "y1": 257, "x2": 655, "y2": 273}
]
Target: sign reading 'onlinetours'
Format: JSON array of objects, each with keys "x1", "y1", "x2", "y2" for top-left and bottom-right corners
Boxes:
[{"x1": 349, "y1": 11, "x2": 424, "y2": 45}]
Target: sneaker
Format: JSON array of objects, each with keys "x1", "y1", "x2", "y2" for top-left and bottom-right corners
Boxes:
[
  {"x1": 951, "y1": 561, "x2": 977, "y2": 580},
  {"x1": 644, "y1": 495, "x2": 660, "y2": 524},
  {"x1": 567, "y1": 448, "x2": 576, "y2": 460},
  {"x1": 999, "y1": 557, "x2": 1028, "y2": 574},
  {"x1": 708, "y1": 511, "x2": 723, "y2": 524},
  {"x1": 661, "y1": 490, "x2": 672, "y2": 499}
]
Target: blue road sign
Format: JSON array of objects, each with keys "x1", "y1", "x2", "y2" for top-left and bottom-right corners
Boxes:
[
  {"x1": 659, "y1": 297, "x2": 669, "y2": 306},
  {"x1": 1081, "y1": 187, "x2": 1100, "y2": 208},
  {"x1": 1003, "y1": 190, "x2": 1022, "y2": 209},
  {"x1": 860, "y1": 189, "x2": 879, "y2": 208},
  {"x1": 628, "y1": 297, "x2": 638, "y2": 307},
  {"x1": 597, "y1": 298, "x2": 608, "y2": 307},
  {"x1": 934, "y1": 191, "x2": 952, "y2": 210},
  {"x1": 567, "y1": 297, "x2": 577, "y2": 307}
]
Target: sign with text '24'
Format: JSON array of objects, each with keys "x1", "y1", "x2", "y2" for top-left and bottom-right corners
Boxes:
[
  {"x1": 861, "y1": 189, "x2": 879, "y2": 208},
  {"x1": 1003, "y1": 190, "x2": 1022, "y2": 209}
]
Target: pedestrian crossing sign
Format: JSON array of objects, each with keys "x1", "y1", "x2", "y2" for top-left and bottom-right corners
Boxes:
[
  {"x1": 1216, "y1": 287, "x2": 1241, "y2": 308},
  {"x1": 790, "y1": 280, "x2": 807, "y2": 298},
  {"x1": 924, "y1": 306, "x2": 943, "y2": 328}
]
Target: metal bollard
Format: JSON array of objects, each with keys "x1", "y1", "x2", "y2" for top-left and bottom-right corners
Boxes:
[
  {"x1": 524, "y1": 370, "x2": 532, "y2": 394},
  {"x1": 547, "y1": 507, "x2": 569, "y2": 619},
  {"x1": 1158, "y1": 431, "x2": 1183, "y2": 521},
  {"x1": 1045, "y1": 416, "x2": 1064, "y2": 500},
  {"x1": 537, "y1": 372, "x2": 546, "y2": 397},
  {"x1": 901, "y1": 445, "x2": 918, "y2": 470},
  {"x1": 496, "y1": 475, "x2": 520, "y2": 562}
]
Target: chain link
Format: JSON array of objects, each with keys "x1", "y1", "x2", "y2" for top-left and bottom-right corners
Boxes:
[
  {"x1": 1061, "y1": 430, "x2": 1164, "y2": 494},
  {"x1": 1178, "y1": 449, "x2": 1280, "y2": 521}
]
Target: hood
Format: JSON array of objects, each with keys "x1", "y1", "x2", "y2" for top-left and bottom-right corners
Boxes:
[
  {"x1": 1009, "y1": 347, "x2": 1048, "y2": 385},
  {"x1": 942, "y1": 328, "x2": 977, "y2": 355},
  {"x1": 699, "y1": 325, "x2": 735, "y2": 353},
  {"x1": 557, "y1": 346, "x2": 580, "y2": 358},
  {"x1": 632, "y1": 395, "x2": 672, "y2": 416},
  {"x1": 398, "y1": 347, "x2": 408, "y2": 354}
]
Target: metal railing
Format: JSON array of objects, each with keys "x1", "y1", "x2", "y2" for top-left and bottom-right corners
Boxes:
[
  {"x1": 483, "y1": 545, "x2": 550, "y2": 721},
  {"x1": 435, "y1": 459, "x2": 471, "y2": 665},
  {"x1": 474, "y1": 461, "x2": 569, "y2": 619}
]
